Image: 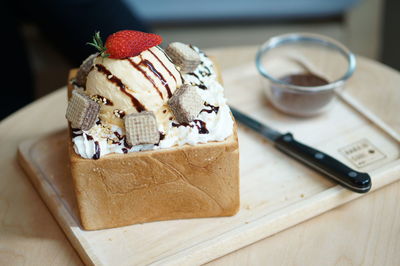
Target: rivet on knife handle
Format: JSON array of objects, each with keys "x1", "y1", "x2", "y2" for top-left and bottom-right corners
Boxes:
[{"x1": 274, "y1": 133, "x2": 372, "y2": 193}]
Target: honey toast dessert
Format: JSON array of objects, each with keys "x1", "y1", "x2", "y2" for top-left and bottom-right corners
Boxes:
[{"x1": 66, "y1": 30, "x2": 239, "y2": 230}]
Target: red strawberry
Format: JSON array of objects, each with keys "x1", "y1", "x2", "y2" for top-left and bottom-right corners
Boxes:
[
  {"x1": 88, "y1": 30, "x2": 162, "y2": 59},
  {"x1": 105, "y1": 30, "x2": 162, "y2": 59}
]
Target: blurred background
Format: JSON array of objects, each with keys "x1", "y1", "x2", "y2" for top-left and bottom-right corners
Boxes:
[{"x1": 3, "y1": 0, "x2": 398, "y2": 120}]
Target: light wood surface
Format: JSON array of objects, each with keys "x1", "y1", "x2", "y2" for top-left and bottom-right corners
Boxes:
[
  {"x1": 1, "y1": 46, "x2": 400, "y2": 265},
  {"x1": 16, "y1": 83, "x2": 399, "y2": 264},
  {"x1": 16, "y1": 46, "x2": 400, "y2": 265}
]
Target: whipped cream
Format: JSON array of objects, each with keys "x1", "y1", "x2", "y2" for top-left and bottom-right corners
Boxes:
[{"x1": 72, "y1": 46, "x2": 233, "y2": 159}]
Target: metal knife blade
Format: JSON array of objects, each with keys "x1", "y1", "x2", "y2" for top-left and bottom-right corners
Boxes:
[
  {"x1": 230, "y1": 107, "x2": 281, "y2": 141},
  {"x1": 230, "y1": 106, "x2": 372, "y2": 193}
]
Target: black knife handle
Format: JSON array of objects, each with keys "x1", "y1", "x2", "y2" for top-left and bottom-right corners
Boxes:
[{"x1": 274, "y1": 133, "x2": 371, "y2": 193}]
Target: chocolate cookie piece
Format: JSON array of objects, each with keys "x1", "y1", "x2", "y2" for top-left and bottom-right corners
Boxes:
[
  {"x1": 168, "y1": 84, "x2": 203, "y2": 123},
  {"x1": 66, "y1": 90, "x2": 100, "y2": 130},
  {"x1": 124, "y1": 111, "x2": 159, "y2": 146},
  {"x1": 165, "y1": 42, "x2": 201, "y2": 73},
  {"x1": 75, "y1": 53, "x2": 98, "y2": 88}
]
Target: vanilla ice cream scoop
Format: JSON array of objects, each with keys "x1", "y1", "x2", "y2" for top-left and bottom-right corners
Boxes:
[{"x1": 85, "y1": 46, "x2": 182, "y2": 127}]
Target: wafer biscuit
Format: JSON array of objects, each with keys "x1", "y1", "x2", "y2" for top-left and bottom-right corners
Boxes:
[
  {"x1": 168, "y1": 84, "x2": 203, "y2": 123},
  {"x1": 75, "y1": 53, "x2": 98, "y2": 87},
  {"x1": 165, "y1": 42, "x2": 201, "y2": 73},
  {"x1": 124, "y1": 111, "x2": 159, "y2": 146},
  {"x1": 66, "y1": 90, "x2": 100, "y2": 130}
]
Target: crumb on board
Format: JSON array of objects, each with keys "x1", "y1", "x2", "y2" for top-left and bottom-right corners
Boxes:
[{"x1": 242, "y1": 204, "x2": 251, "y2": 210}]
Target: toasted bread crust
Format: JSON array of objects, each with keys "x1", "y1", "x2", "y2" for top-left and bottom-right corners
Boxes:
[{"x1": 68, "y1": 68, "x2": 240, "y2": 230}]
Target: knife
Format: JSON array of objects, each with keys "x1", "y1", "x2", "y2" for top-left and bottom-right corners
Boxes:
[{"x1": 230, "y1": 106, "x2": 371, "y2": 193}]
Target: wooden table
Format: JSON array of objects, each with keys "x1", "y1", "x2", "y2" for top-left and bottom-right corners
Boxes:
[{"x1": 1, "y1": 46, "x2": 399, "y2": 265}]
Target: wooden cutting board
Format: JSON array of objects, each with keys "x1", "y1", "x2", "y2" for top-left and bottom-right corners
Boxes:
[{"x1": 18, "y1": 61, "x2": 400, "y2": 265}]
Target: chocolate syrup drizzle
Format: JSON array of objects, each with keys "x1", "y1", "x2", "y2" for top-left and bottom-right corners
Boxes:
[
  {"x1": 190, "y1": 45, "x2": 213, "y2": 78},
  {"x1": 107, "y1": 131, "x2": 123, "y2": 145},
  {"x1": 93, "y1": 141, "x2": 101, "y2": 159},
  {"x1": 114, "y1": 131, "x2": 123, "y2": 140},
  {"x1": 197, "y1": 84, "x2": 208, "y2": 90},
  {"x1": 155, "y1": 131, "x2": 166, "y2": 146},
  {"x1": 125, "y1": 48, "x2": 183, "y2": 99},
  {"x1": 110, "y1": 130, "x2": 132, "y2": 149},
  {"x1": 159, "y1": 131, "x2": 166, "y2": 140},
  {"x1": 200, "y1": 66, "x2": 212, "y2": 77},
  {"x1": 188, "y1": 72, "x2": 200, "y2": 79},
  {"x1": 172, "y1": 119, "x2": 209, "y2": 134},
  {"x1": 95, "y1": 64, "x2": 146, "y2": 112},
  {"x1": 71, "y1": 126, "x2": 81, "y2": 135},
  {"x1": 141, "y1": 57, "x2": 173, "y2": 98},
  {"x1": 71, "y1": 131, "x2": 83, "y2": 138},
  {"x1": 153, "y1": 46, "x2": 184, "y2": 84},
  {"x1": 149, "y1": 48, "x2": 177, "y2": 83},
  {"x1": 126, "y1": 58, "x2": 164, "y2": 99},
  {"x1": 201, "y1": 103, "x2": 219, "y2": 114},
  {"x1": 123, "y1": 137, "x2": 133, "y2": 149},
  {"x1": 186, "y1": 73, "x2": 207, "y2": 90},
  {"x1": 194, "y1": 120, "x2": 209, "y2": 134}
]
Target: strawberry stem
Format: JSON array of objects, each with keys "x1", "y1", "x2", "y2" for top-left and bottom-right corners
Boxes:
[{"x1": 87, "y1": 31, "x2": 110, "y2": 58}]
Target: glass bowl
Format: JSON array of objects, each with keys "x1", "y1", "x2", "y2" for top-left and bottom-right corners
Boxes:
[{"x1": 255, "y1": 33, "x2": 356, "y2": 116}]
